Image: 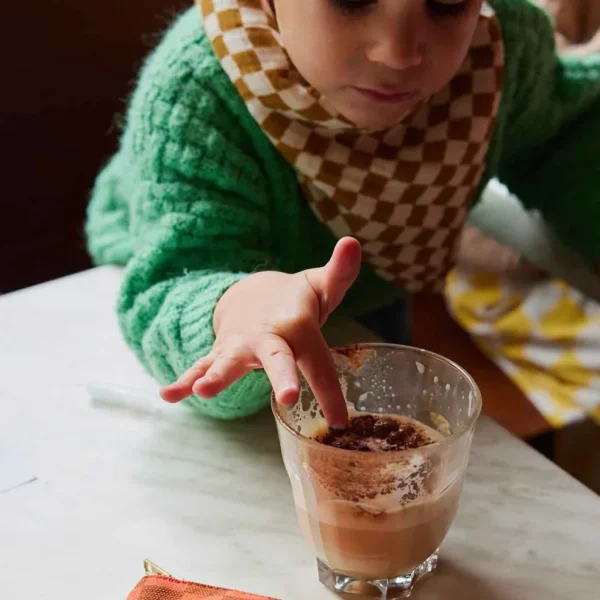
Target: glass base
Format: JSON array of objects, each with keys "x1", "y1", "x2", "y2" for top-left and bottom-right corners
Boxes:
[{"x1": 317, "y1": 550, "x2": 439, "y2": 598}]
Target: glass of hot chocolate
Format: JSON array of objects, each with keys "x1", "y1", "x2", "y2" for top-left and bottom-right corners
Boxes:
[{"x1": 272, "y1": 343, "x2": 481, "y2": 598}]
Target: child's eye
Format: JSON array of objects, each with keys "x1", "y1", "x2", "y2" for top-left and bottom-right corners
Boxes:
[
  {"x1": 426, "y1": 0, "x2": 469, "y2": 18},
  {"x1": 328, "y1": 0, "x2": 376, "y2": 16}
]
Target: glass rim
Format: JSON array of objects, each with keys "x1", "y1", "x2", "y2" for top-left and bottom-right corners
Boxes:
[{"x1": 271, "y1": 342, "x2": 482, "y2": 456}]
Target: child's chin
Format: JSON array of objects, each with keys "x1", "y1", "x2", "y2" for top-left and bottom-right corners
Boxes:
[{"x1": 340, "y1": 105, "x2": 411, "y2": 132}]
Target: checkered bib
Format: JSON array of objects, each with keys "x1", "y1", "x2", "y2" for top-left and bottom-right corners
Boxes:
[{"x1": 200, "y1": 0, "x2": 504, "y2": 291}]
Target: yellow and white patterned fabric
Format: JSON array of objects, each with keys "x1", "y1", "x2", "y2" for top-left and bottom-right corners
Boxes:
[
  {"x1": 446, "y1": 271, "x2": 600, "y2": 427},
  {"x1": 200, "y1": 0, "x2": 505, "y2": 292}
]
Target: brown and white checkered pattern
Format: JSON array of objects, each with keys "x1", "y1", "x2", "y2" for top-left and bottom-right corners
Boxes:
[{"x1": 201, "y1": 0, "x2": 505, "y2": 292}]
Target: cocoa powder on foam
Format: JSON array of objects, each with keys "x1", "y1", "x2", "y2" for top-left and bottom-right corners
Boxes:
[
  {"x1": 305, "y1": 415, "x2": 443, "y2": 508},
  {"x1": 317, "y1": 415, "x2": 436, "y2": 452}
]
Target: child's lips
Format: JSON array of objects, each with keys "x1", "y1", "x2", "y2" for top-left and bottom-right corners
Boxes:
[{"x1": 353, "y1": 87, "x2": 419, "y2": 104}]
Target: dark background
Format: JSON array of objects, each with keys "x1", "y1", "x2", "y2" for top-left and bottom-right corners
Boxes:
[{"x1": 1, "y1": 0, "x2": 189, "y2": 293}]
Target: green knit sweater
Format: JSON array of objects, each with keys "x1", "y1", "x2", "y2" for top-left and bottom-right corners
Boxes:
[{"x1": 86, "y1": 0, "x2": 600, "y2": 420}]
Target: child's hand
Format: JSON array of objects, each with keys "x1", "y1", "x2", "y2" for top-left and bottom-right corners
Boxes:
[
  {"x1": 456, "y1": 225, "x2": 546, "y2": 279},
  {"x1": 160, "y1": 237, "x2": 362, "y2": 428}
]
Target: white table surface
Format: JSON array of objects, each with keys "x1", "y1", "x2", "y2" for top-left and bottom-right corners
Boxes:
[{"x1": 1, "y1": 267, "x2": 599, "y2": 600}]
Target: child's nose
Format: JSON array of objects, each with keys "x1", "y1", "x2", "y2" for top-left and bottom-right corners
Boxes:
[{"x1": 366, "y1": 28, "x2": 425, "y2": 71}]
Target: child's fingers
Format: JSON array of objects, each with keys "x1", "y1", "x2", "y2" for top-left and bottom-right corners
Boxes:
[
  {"x1": 310, "y1": 237, "x2": 362, "y2": 324},
  {"x1": 294, "y1": 327, "x2": 348, "y2": 429},
  {"x1": 160, "y1": 355, "x2": 214, "y2": 403},
  {"x1": 192, "y1": 348, "x2": 255, "y2": 398},
  {"x1": 255, "y1": 335, "x2": 300, "y2": 406}
]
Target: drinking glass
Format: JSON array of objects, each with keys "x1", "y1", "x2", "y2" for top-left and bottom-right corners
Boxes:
[{"x1": 272, "y1": 344, "x2": 481, "y2": 598}]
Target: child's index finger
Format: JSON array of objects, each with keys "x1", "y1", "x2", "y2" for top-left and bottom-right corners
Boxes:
[{"x1": 293, "y1": 327, "x2": 349, "y2": 430}]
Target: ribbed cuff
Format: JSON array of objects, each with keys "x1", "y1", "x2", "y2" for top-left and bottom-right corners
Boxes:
[{"x1": 177, "y1": 272, "x2": 273, "y2": 420}]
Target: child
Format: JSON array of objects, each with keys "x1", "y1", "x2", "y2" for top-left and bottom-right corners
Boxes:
[{"x1": 87, "y1": 0, "x2": 600, "y2": 427}]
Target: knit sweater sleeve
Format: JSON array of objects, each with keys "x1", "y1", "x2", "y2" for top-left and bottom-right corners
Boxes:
[
  {"x1": 103, "y1": 13, "x2": 274, "y2": 419},
  {"x1": 86, "y1": 151, "x2": 134, "y2": 266},
  {"x1": 494, "y1": 0, "x2": 600, "y2": 262}
]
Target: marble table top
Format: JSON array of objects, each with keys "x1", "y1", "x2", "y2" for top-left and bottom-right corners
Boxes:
[{"x1": 1, "y1": 267, "x2": 599, "y2": 600}]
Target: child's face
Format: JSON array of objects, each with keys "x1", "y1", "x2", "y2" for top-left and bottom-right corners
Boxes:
[{"x1": 269, "y1": 0, "x2": 484, "y2": 130}]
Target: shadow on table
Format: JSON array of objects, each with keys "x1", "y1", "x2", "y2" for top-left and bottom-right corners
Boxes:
[
  {"x1": 336, "y1": 558, "x2": 507, "y2": 600},
  {"x1": 411, "y1": 558, "x2": 507, "y2": 600},
  {"x1": 187, "y1": 408, "x2": 282, "y2": 454}
]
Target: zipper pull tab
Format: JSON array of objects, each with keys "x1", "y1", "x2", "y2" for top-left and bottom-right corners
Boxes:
[{"x1": 144, "y1": 559, "x2": 172, "y2": 577}]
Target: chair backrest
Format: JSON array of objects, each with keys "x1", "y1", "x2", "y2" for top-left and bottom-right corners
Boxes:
[{"x1": 583, "y1": 1, "x2": 600, "y2": 41}]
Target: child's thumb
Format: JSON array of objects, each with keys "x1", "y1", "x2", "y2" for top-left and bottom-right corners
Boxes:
[{"x1": 312, "y1": 237, "x2": 362, "y2": 323}]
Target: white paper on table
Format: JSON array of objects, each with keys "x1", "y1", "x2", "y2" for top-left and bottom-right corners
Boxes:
[{"x1": 0, "y1": 445, "x2": 37, "y2": 494}]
